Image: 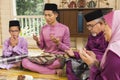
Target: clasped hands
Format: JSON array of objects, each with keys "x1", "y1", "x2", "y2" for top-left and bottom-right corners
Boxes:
[
  {"x1": 79, "y1": 48, "x2": 99, "y2": 67},
  {"x1": 10, "y1": 36, "x2": 18, "y2": 47}
]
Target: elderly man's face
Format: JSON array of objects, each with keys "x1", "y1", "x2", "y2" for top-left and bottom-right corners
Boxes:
[{"x1": 86, "y1": 20, "x2": 103, "y2": 36}]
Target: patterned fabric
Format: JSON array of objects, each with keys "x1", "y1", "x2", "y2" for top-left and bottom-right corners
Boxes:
[
  {"x1": 28, "y1": 53, "x2": 66, "y2": 67},
  {"x1": 0, "y1": 54, "x2": 28, "y2": 65},
  {"x1": 66, "y1": 51, "x2": 89, "y2": 80},
  {"x1": 66, "y1": 58, "x2": 88, "y2": 77}
]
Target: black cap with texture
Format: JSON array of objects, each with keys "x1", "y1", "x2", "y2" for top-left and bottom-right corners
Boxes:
[
  {"x1": 9, "y1": 20, "x2": 20, "y2": 27},
  {"x1": 84, "y1": 10, "x2": 103, "y2": 22},
  {"x1": 44, "y1": 3, "x2": 58, "y2": 12}
]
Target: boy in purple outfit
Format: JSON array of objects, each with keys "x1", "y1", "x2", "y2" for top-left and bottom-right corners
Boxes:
[{"x1": 0, "y1": 20, "x2": 28, "y2": 69}]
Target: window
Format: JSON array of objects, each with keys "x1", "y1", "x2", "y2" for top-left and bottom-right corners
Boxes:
[
  {"x1": 16, "y1": 0, "x2": 44, "y2": 15},
  {"x1": 13, "y1": 0, "x2": 46, "y2": 37}
]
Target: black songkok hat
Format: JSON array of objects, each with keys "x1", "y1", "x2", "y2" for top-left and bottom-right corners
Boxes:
[
  {"x1": 9, "y1": 20, "x2": 20, "y2": 27},
  {"x1": 84, "y1": 10, "x2": 103, "y2": 22},
  {"x1": 44, "y1": 3, "x2": 58, "y2": 12}
]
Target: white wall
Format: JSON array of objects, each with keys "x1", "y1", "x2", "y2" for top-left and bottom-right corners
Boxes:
[
  {"x1": 0, "y1": 0, "x2": 13, "y2": 45},
  {"x1": 48, "y1": 0, "x2": 60, "y2": 6},
  {"x1": 117, "y1": 0, "x2": 120, "y2": 10}
]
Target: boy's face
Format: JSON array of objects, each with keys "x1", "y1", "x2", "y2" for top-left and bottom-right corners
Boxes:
[{"x1": 9, "y1": 26, "x2": 20, "y2": 38}]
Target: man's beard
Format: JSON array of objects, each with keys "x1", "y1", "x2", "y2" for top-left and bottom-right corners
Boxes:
[{"x1": 92, "y1": 33, "x2": 97, "y2": 37}]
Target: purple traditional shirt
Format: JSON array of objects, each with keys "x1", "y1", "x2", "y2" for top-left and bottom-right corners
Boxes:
[
  {"x1": 66, "y1": 32, "x2": 109, "y2": 80},
  {"x1": 0, "y1": 37, "x2": 28, "y2": 69},
  {"x1": 2, "y1": 37, "x2": 28, "y2": 57},
  {"x1": 37, "y1": 22, "x2": 70, "y2": 54},
  {"x1": 91, "y1": 50, "x2": 120, "y2": 80},
  {"x1": 86, "y1": 32, "x2": 108, "y2": 61}
]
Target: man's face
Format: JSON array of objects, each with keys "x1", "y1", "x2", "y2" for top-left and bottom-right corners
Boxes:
[
  {"x1": 44, "y1": 10, "x2": 58, "y2": 25},
  {"x1": 86, "y1": 20, "x2": 102, "y2": 36}
]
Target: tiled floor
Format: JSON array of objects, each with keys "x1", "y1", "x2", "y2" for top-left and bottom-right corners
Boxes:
[{"x1": 0, "y1": 48, "x2": 67, "y2": 80}]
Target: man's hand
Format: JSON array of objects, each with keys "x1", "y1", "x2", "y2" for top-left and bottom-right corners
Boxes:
[
  {"x1": 50, "y1": 35, "x2": 60, "y2": 45},
  {"x1": 79, "y1": 49, "x2": 98, "y2": 67},
  {"x1": 33, "y1": 34, "x2": 38, "y2": 42},
  {"x1": 65, "y1": 48, "x2": 75, "y2": 57}
]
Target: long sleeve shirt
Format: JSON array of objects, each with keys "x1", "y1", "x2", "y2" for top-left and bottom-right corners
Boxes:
[
  {"x1": 91, "y1": 50, "x2": 120, "y2": 80},
  {"x1": 86, "y1": 32, "x2": 108, "y2": 61},
  {"x1": 66, "y1": 32, "x2": 109, "y2": 80},
  {"x1": 37, "y1": 22, "x2": 70, "y2": 54},
  {"x1": 2, "y1": 37, "x2": 28, "y2": 57}
]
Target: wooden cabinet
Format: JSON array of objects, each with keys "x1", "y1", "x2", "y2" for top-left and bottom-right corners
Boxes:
[{"x1": 58, "y1": 8, "x2": 112, "y2": 37}]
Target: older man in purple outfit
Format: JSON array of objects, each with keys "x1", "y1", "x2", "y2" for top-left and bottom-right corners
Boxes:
[
  {"x1": 66, "y1": 10, "x2": 109, "y2": 80},
  {"x1": 80, "y1": 10, "x2": 120, "y2": 80}
]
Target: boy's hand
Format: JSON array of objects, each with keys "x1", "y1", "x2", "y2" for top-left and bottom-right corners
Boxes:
[{"x1": 10, "y1": 36, "x2": 18, "y2": 47}]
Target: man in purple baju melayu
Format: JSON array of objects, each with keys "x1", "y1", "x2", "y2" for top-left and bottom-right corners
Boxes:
[
  {"x1": 80, "y1": 10, "x2": 120, "y2": 80},
  {"x1": 66, "y1": 10, "x2": 109, "y2": 80},
  {"x1": 22, "y1": 3, "x2": 70, "y2": 76}
]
